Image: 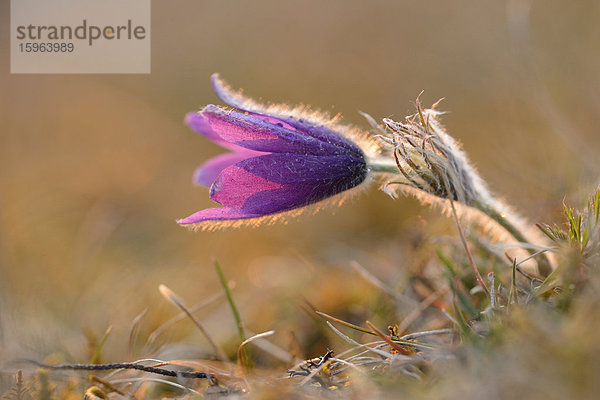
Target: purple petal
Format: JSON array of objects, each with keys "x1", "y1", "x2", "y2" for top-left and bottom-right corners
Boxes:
[
  {"x1": 177, "y1": 207, "x2": 260, "y2": 225},
  {"x1": 193, "y1": 151, "x2": 260, "y2": 187},
  {"x1": 193, "y1": 105, "x2": 347, "y2": 156},
  {"x1": 274, "y1": 115, "x2": 365, "y2": 157},
  {"x1": 209, "y1": 164, "x2": 284, "y2": 210},
  {"x1": 210, "y1": 153, "x2": 367, "y2": 215},
  {"x1": 185, "y1": 112, "x2": 248, "y2": 152},
  {"x1": 211, "y1": 73, "x2": 364, "y2": 157}
]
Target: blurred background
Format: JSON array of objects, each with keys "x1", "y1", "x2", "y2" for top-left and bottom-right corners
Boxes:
[{"x1": 0, "y1": 0, "x2": 599, "y2": 375}]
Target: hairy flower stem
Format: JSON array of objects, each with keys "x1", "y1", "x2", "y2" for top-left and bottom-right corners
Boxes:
[
  {"x1": 369, "y1": 160, "x2": 400, "y2": 174},
  {"x1": 369, "y1": 160, "x2": 552, "y2": 277}
]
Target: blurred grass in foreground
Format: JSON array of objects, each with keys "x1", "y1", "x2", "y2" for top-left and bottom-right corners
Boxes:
[{"x1": 2, "y1": 188, "x2": 600, "y2": 399}]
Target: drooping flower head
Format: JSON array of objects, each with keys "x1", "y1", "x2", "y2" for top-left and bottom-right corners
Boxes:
[
  {"x1": 176, "y1": 77, "x2": 552, "y2": 273},
  {"x1": 178, "y1": 74, "x2": 380, "y2": 230}
]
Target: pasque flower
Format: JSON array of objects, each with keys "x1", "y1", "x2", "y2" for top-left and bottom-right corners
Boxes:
[
  {"x1": 178, "y1": 74, "x2": 378, "y2": 230},
  {"x1": 178, "y1": 75, "x2": 552, "y2": 274}
]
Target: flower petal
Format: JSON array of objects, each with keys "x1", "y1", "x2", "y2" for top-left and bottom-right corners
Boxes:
[
  {"x1": 192, "y1": 105, "x2": 347, "y2": 156},
  {"x1": 209, "y1": 164, "x2": 284, "y2": 210},
  {"x1": 210, "y1": 153, "x2": 367, "y2": 215},
  {"x1": 211, "y1": 73, "x2": 365, "y2": 157},
  {"x1": 193, "y1": 151, "x2": 260, "y2": 187},
  {"x1": 177, "y1": 207, "x2": 260, "y2": 225},
  {"x1": 185, "y1": 112, "x2": 248, "y2": 152}
]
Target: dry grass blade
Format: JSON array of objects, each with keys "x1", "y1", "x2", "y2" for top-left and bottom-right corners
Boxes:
[
  {"x1": 397, "y1": 287, "x2": 446, "y2": 334},
  {"x1": 128, "y1": 307, "x2": 148, "y2": 358},
  {"x1": 400, "y1": 329, "x2": 454, "y2": 340},
  {"x1": 514, "y1": 248, "x2": 554, "y2": 268},
  {"x1": 158, "y1": 284, "x2": 228, "y2": 361},
  {"x1": 329, "y1": 357, "x2": 367, "y2": 375},
  {"x1": 244, "y1": 330, "x2": 294, "y2": 363},
  {"x1": 350, "y1": 261, "x2": 415, "y2": 306},
  {"x1": 449, "y1": 199, "x2": 490, "y2": 298},
  {"x1": 316, "y1": 311, "x2": 430, "y2": 349},
  {"x1": 237, "y1": 331, "x2": 275, "y2": 370},
  {"x1": 365, "y1": 321, "x2": 412, "y2": 355},
  {"x1": 324, "y1": 322, "x2": 399, "y2": 361},
  {"x1": 336, "y1": 340, "x2": 388, "y2": 361},
  {"x1": 102, "y1": 358, "x2": 165, "y2": 380},
  {"x1": 315, "y1": 311, "x2": 376, "y2": 336},
  {"x1": 109, "y1": 377, "x2": 200, "y2": 395},
  {"x1": 144, "y1": 291, "x2": 224, "y2": 351},
  {"x1": 89, "y1": 375, "x2": 126, "y2": 396}
]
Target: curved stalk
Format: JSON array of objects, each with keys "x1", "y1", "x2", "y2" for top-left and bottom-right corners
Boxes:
[{"x1": 369, "y1": 160, "x2": 552, "y2": 276}]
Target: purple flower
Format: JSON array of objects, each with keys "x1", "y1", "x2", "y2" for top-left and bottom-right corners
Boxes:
[{"x1": 178, "y1": 74, "x2": 373, "y2": 229}]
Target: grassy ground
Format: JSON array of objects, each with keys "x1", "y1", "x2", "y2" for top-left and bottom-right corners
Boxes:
[{"x1": 2, "y1": 188, "x2": 600, "y2": 399}]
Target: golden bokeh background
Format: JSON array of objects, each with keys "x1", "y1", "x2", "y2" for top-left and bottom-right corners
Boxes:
[{"x1": 1, "y1": 0, "x2": 599, "y2": 370}]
